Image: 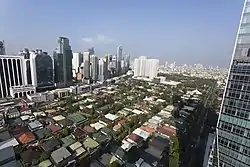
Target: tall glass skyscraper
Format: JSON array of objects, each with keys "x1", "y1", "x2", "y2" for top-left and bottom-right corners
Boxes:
[{"x1": 209, "y1": 1, "x2": 250, "y2": 167}]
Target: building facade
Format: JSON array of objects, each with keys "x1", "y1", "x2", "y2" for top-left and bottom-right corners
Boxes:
[
  {"x1": 10, "y1": 85, "x2": 36, "y2": 98},
  {"x1": 209, "y1": 1, "x2": 250, "y2": 167},
  {"x1": 0, "y1": 55, "x2": 25, "y2": 98},
  {"x1": 29, "y1": 50, "x2": 54, "y2": 90},
  {"x1": 0, "y1": 40, "x2": 5, "y2": 55},
  {"x1": 117, "y1": 45, "x2": 123, "y2": 75},
  {"x1": 72, "y1": 52, "x2": 84, "y2": 78},
  {"x1": 134, "y1": 56, "x2": 159, "y2": 79},
  {"x1": 83, "y1": 51, "x2": 90, "y2": 80},
  {"x1": 54, "y1": 37, "x2": 73, "y2": 88},
  {"x1": 90, "y1": 55, "x2": 99, "y2": 82},
  {"x1": 98, "y1": 58, "x2": 108, "y2": 82}
]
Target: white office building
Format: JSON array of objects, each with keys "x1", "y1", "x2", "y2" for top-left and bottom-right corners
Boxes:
[
  {"x1": 27, "y1": 92, "x2": 54, "y2": 103},
  {"x1": 0, "y1": 55, "x2": 26, "y2": 98},
  {"x1": 134, "y1": 56, "x2": 159, "y2": 79},
  {"x1": 10, "y1": 85, "x2": 36, "y2": 98}
]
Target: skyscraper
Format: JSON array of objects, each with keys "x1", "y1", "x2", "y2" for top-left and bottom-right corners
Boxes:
[
  {"x1": 83, "y1": 51, "x2": 90, "y2": 80},
  {"x1": 54, "y1": 37, "x2": 73, "y2": 87},
  {"x1": 29, "y1": 50, "x2": 54, "y2": 90},
  {"x1": 209, "y1": 1, "x2": 250, "y2": 167},
  {"x1": 90, "y1": 55, "x2": 99, "y2": 82},
  {"x1": 98, "y1": 58, "x2": 108, "y2": 82},
  {"x1": 134, "y1": 56, "x2": 159, "y2": 79},
  {"x1": 117, "y1": 45, "x2": 123, "y2": 75},
  {"x1": 72, "y1": 52, "x2": 84, "y2": 78},
  {"x1": 0, "y1": 40, "x2": 5, "y2": 55}
]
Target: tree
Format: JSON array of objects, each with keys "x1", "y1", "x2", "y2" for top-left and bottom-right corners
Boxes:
[
  {"x1": 39, "y1": 152, "x2": 49, "y2": 162},
  {"x1": 108, "y1": 161, "x2": 119, "y2": 167}
]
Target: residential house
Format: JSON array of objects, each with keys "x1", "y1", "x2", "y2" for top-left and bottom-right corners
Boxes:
[
  {"x1": 101, "y1": 127, "x2": 112, "y2": 136},
  {"x1": 20, "y1": 147, "x2": 42, "y2": 166},
  {"x1": 92, "y1": 132, "x2": 111, "y2": 144},
  {"x1": 61, "y1": 135, "x2": 75, "y2": 147},
  {"x1": 97, "y1": 153, "x2": 119, "y2": 167},
  {"x1": 18, "y1": 131, "x2": 36, "y2": 145},
  {"x1": 109, "y1": 145, "x2": 127, "y2": 164},
  {"x1": 82, "y1": 137, "x2": 99, "y2": 155},
  {"x1": 90, "y1": 122, "x2": 105, "y2": 131},
  {"x1": 41, "y1": 138, "x2": 61, "y2": 153},
  {"x1": 51, "y1": 147, "x2": 74, "y2": 167},
  {"x1": 132, "y1": 128, "x2": 150, "y2": 141},
  {"x1": 72, "y1": 128, "x2": 87, "y2": 140},
  {"x1": 126, "y1": 134, "x2": 143, "y2": 148},
  {"x1": 47, "y1": 124, "x2": 62, "y2": 135},
  {"x1": 104, "y1": 113, "x2": 118, "y2": 122},
  {"x1": 28, "y1": 120, "x2": 43, "y2": 131},
  {"x1": 156, "y1": 125, "x2": 177, "y2": 138},
  {"x1": 11, "y1": 126, "x2": 30, "y2": 138},
  {"x1": 68, "y1": 113, "x2": 88, "y2": 126},
  {"x1": 99, "y1": 117, "x2": 112, "y2": 126},
  {"x1": 69, "y1": 141, "x2": 88, "y2": 158},
  {"x1": 83, "y1": 126, "x2": 95, "y2": 135},
  {"x1": 34, "y1": 128, "x2": 52, "y2": 140}
]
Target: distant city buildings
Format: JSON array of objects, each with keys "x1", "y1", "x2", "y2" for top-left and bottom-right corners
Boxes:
[
  {"x1": 0, "y1": 40, "x2": 5, "y2": 55},
  {"x1": 72, "y1": 52, "x2": 84, "y2": 78},
  {"x1": 134, "y1": 56, "x2": 159, "y2": 79},
  {"x1": 117, "y1": 45, "x2": 123, "y2": 75},
  {"x1": 90, "y1": 55, "x2": 99, "y2": 82},
  {"x1": 54, "y1": 37, "x2": 73, "y2": 88}
]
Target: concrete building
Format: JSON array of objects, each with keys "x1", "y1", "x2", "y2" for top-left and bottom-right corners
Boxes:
[
  {"x1": 90, "y1": 55, "x2": 99, "y2": 82},
  {"x1": 134, "y1": 56, "x2": 159, "y2": 79},
  {"x1": 54, "y1": 37, "x2": 73, "y2": 88},
  {"x1": 0, "y1": 55, "x2": 26, "y2": 98},
  {"x1": 10, "y1": 85, "x2": 36, "y2": 98},
  {"x1": 83, "y1": 51, "x2": 90, "y2": 81},
  {"x1": 29, "y1": 50, "x2": 54, "y2": 90},
  {"x1": 98, "y1": 58, "x2": 108, "y2": 82},
  {"x1": 27, "y1": 92, "x2": 54, "y2": 103},
  {"x1": 0, "y1": 40, "x2": 5, "y2": 55},
  {"x1": 209, "y1": 1, "x2": 250, "y2": 167},
  {"x1": 117, "y1": 45, "x2": 123, "y2": 75},
  {"x1": 72, "y1": 52, "x2": 83, "y2": 78}
]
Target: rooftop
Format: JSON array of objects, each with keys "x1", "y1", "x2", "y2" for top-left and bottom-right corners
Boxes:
[
  {"x1": 52, "y1": 115, "x2": 66, "y2": 122},
  {"x1": 34, "y1": 128, "x2": 52, "y2": 140},
  {"x1": 18, "y1": 132, "x2": 36, "y2": 145},
  {"x1": 38, "y1": 159, "x2": 52, "y2": 167},
  {"x1": 51, "y1": 147, "x2": 71, "y2": 164},
  {"x1": 68, "y1": 113, "x2": 88, "y2": 125},
  {"x1": 82, "y1": 137, "x2": 99, "y2": 150},
  {"x1": 72, "y1": 128, "x2": 87, "y2": 139},
  {"x1": 28, "y1": 120, "x2": 43, "y2": 130},
  {"x1": 47, "y1": 124, "x2": 62, "y2": 134},
  {"x1": 0, "y1": 138, "x2": 19, "y2": 150},
  {"x1": 104, "y1": 113, "x2": 119, "y2": 121},
  {"x1": 61, "y1": 135, "x2": 75, "y2": 147},
  {"x1": 41, "y1": 138, "x2": 61, "y2": 153},
  {"x1": 83, "y1": 125, "x2": 95, "y2": 134}
]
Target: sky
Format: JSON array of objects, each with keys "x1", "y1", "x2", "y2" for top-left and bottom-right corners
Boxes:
[{"x1": 0, "y1": 0, "x2": 245, "y2": 67}]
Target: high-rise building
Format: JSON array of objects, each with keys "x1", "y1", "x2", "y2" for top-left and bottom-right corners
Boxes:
[
  {"x1": 54, "y1": 37, "x2": 73, "y2": 87},
  {"x1": 98, "y1": 58, "x2": 108, "y2": 82},
  {"x1": 117, "y1": 45, "x2": 123, "y2": 75},
  {"x1": 0, "y1": 55, "x2": 26, "y2": 98},
  {"x1": 0, "y1": 40, "x2": 5, "y2": 55},
  {"x1": 88, "y1": 47, "x2": 95, "y2": 55},
  {"x1": 83, "y1": 51, "x2": 90, "y2": 80},
  {"x1": 134, "y1": 56, "x2": 159, "y2": 79},
  {"x1": 29, "y1": 50, "x2": 54, "y2": 90},
  {"x1": 90, "y1": 55, "x2": 99, "y2": 82},
  {"x1": 209, "y1": 1, "x2": 250, "y2": 167},
  {"x1": 72, "y1": 52, "x2": 84, "y2": 78}
]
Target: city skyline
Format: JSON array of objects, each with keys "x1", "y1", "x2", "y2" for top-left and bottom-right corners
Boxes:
[{"x1": 0, "y1": 0, "x2": 245, "y2": 67}]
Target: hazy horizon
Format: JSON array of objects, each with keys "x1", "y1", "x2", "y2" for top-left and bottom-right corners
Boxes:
[{"x1": 0, "y1": 0, "x2": 245, "y2": 68}]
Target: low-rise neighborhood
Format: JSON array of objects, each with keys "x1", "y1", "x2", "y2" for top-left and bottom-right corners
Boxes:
[{"x1": 0, "y1": 74, "x2": 218, "y2": 167}]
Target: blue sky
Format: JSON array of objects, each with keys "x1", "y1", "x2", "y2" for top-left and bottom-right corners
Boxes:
[{"x1": 0, "y1": 0, "x2": 244, "y2": 67}]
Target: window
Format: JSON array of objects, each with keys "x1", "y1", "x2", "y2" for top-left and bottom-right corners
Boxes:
[
  {"x1": 220, "y1": 121, "x2": 232, "y2": 131},
  {"x1": 232, "y1": 125, "x2": 245, "y2": 135},
  {"x1": 228, "y1": 142, "x2": 240, "y2": 151}
]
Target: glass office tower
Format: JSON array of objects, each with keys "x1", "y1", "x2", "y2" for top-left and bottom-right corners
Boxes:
[{"x1": 210, "y1": 1, "x2": 250, "y2": 167}]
